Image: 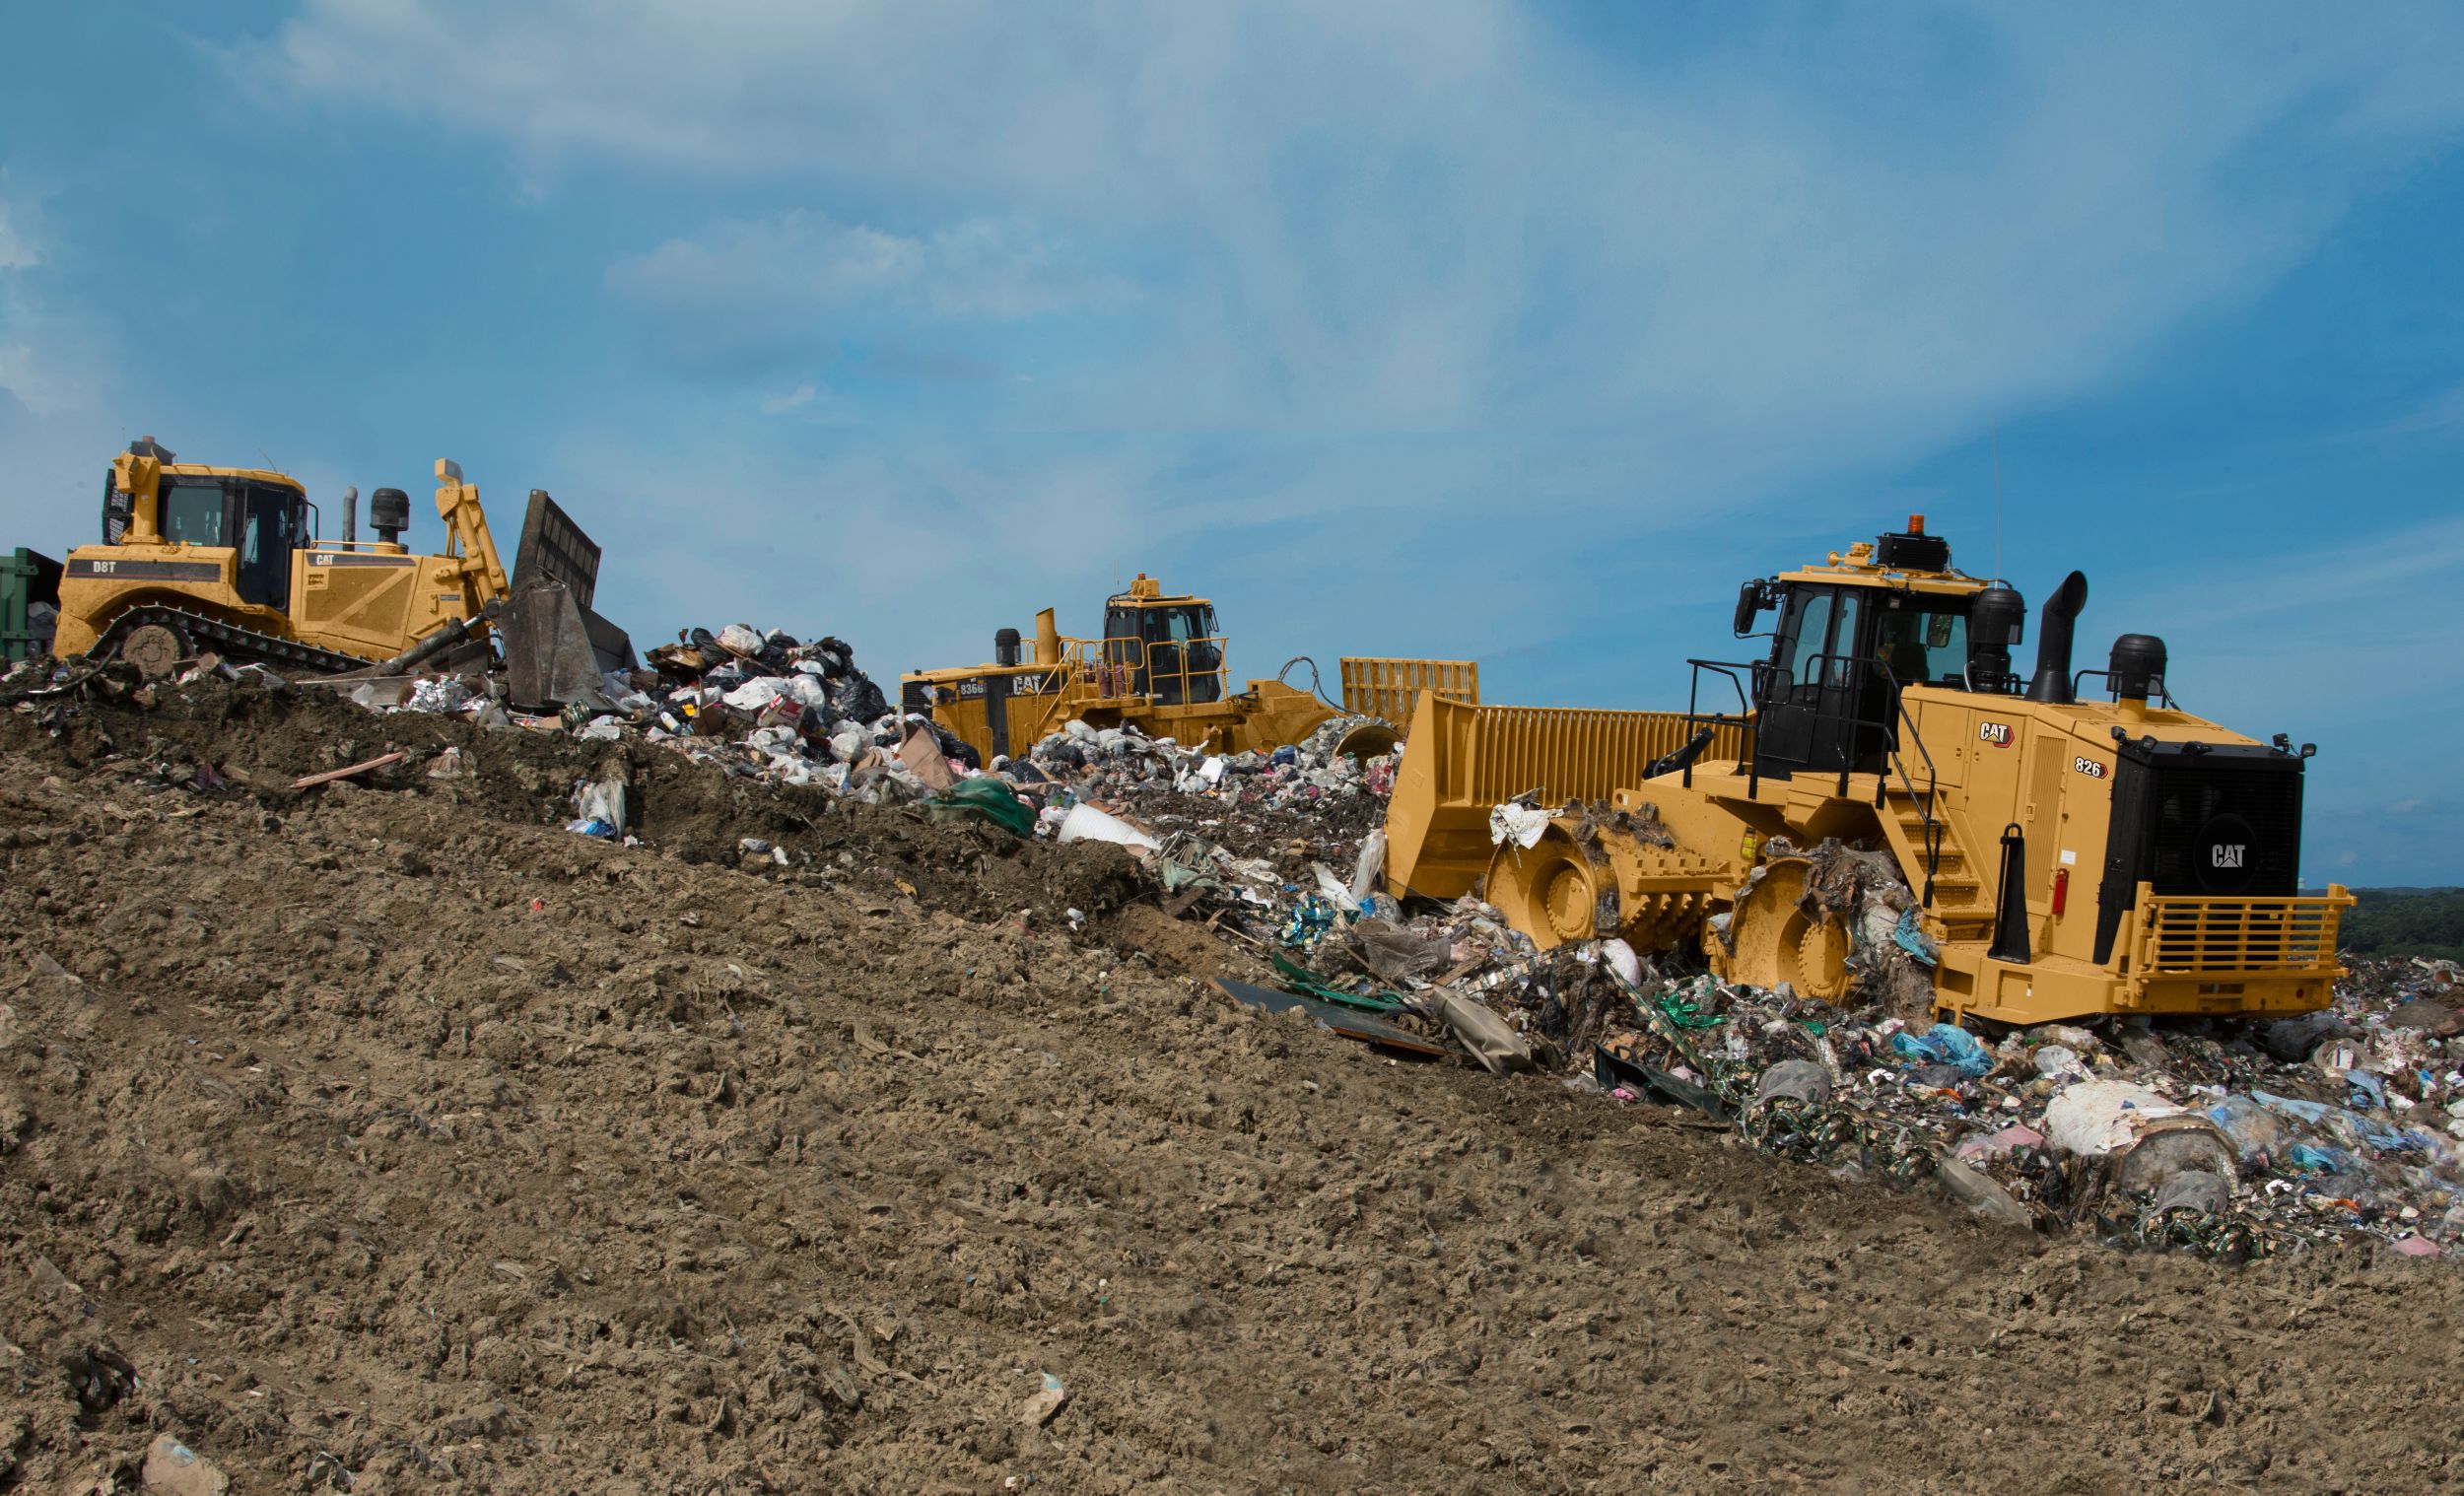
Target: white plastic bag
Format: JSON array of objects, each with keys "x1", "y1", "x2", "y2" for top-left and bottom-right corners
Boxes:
[
  {"x1": 1488, "y1": 802, "x2": 1552, "y2": 849},
  {"x1": 1055, "y1": 803, "x2": 1161, "y2": 851}
]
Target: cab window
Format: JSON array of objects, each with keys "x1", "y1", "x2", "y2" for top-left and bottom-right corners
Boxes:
[
  {"x1": 159, "y1": 481, "x2": 230, "y2": 546},
  {"x1": 1874, "y1": 601, "x2": 1968, "y2": 686},
  {"x1": 1775, "y1": 589, "x2": 1839, "y2": 686}
]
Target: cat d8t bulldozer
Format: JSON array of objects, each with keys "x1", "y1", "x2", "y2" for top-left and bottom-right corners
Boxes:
[
  {"x1": 903, "y1": 572, "x2": 1476, "y2": 762},
  {"x1": 1383, "y1": 517, "x2": 2352, "y2": 1026},
  {"x1": 46, "y1": 438, "x2": 631, "y2": 703}
]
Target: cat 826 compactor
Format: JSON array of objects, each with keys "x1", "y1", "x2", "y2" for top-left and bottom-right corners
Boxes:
[
  {"x1": 1382, "y1": 517, "x2": 2351, "y2": 1025},
  {"x1": 44, "y1": 438, "x2": 631, "y2": 704},
  {"x1": 903, "y1": 572, "x2": 1476, "y2": 763}
]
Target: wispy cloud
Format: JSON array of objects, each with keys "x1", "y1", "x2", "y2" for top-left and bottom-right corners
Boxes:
[
  {"x1": 254, "y1": 5, "x2": 2464, "y2": 466},
  {"x1": 231, "y1": 1, "x2": 2464, "y2": 696},
  {"x1": 0, "y1": 184, "x2": 108, "y2": 426},
  {"x1": 2372, "y1": 382, "x2": 2464, "y2": 442},
  {"x1": 605, "y1": 212, "x2": 1137, "y2": 373}
]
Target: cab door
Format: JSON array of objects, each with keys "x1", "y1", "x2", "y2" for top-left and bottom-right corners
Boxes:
[
  {"x1": 1754, "y1": 585, "x2": 1884, "y2": 779},
  {"x1": 235, "y1": 486, "x2": 303, "y2": 611}
]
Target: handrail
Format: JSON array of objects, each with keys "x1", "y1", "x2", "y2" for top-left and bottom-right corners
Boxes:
[
  {"x1": 1874, "y1": 659, "x2": 1946, "y2": 906},
  {"x1": 1679, "y1": 658, "x2": 1755, "y2": 792},
  {"x1": 1764, "y1": 648, "x2": 1951, "y2": 907},
  {"x1": 1027, "y1": 632, "x2": 1233, "y2": 741}
]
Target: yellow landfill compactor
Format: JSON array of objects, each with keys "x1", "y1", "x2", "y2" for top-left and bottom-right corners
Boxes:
[
  {"x1": 1383, "y1": 517, "x2": 2352, "y2": 1026},
  {"x1": 48, "y1": 438, "x2": 631, "y2": 703},
  {"x1": 903, "y1": 572, "x2": 1476, "y2": 763}
]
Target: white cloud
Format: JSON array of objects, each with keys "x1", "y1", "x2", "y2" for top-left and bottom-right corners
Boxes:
[
  {"x1": 2374, "y1": 382, "x2": 2464, "y2": 442},
  {"x1": 0, "y1": 187, "x2": 108, "y2": 426},
  {"x1": 249, "y1": 4, "x2": 2464, "y2": 470},
  {"x1": 604, "y1": 212, "x2": 1135, "y2": 371},
  {"x1": 759, "y1": 382, "x2": 819, "y2": 416},
  {"x1": 238, "y1": 2, "x2": 2464, "y2": 721},
  {"x1": 0, "y1": 201, "x2": 34, "y2": 273}
]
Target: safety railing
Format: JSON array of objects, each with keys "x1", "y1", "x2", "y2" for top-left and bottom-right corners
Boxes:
[
  {"x1": 1340, "y1": 657, "x2": 1479, "y2": 721},
  {"x1": 1050, "y1": 634, "x2": 1231, "y2": 709},
  {"x1": 1679, "y1": 659, "x2": 1756, "y2": 788},
  {"x1": 2130, "y1": 885, "x2": 2353, "y2": 978}
]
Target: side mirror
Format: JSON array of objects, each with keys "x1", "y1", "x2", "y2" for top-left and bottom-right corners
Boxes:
[{"x1": 1733, "y1": 579, "x2": 1773, "y2": 638}]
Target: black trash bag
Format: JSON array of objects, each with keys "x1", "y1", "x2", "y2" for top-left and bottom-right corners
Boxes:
[
  {"x1": 933, "y1": 723, "x2": 981, "y2": 770},
  {"x1": 814, "y1": 637, "x2": 856, "y2": 680},
  {"x1": 834, "y1": 673, "x2": 890, "y2": 723}
]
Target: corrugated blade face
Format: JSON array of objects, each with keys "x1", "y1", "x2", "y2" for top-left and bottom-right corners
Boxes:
[{"x1": 512, "y1": 490, "x2": 604, "y2": 610}]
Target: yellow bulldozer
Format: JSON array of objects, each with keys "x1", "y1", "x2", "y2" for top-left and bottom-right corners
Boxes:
[
  {"x1": 1384, "y1": 517, "x2": 2351, "y2": 1026},
  {"x1": 41, "y1": 438, "x2": 631, "y2": 704},
  {"x1": 902, "y1": 572, "x2": 1475, "y2": 763}
]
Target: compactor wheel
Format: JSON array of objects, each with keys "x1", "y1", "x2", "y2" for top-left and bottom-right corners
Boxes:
[
  {"x1": 1485, "y1": 823, "x2": 1606, "y2": 951},
  {"x1": 1716, "y1": 856, "x2": 1851, "y2": 999},
  {"x1": 118, "y1": 622, "x2": 189, "y2": 681},
  {"x1": 1795, "y1": 919, "x2": 1853, "y2": 1002}
]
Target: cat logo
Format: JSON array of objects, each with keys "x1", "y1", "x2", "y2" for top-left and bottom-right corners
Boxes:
[
  {"x1": 2213, "y1": 844, "x2": 2246, "y2": 869},
  {"x1": 1978, "y1": 721, "x2": 2014, "y2": 748},
  {"x1": 2072, "y1": 756, "x2": 2108, "y2": 780}
]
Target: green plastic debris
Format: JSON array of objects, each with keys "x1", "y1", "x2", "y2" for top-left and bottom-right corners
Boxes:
[
  {"x1": 1268, "y1": 953, "x2": 1406, "y2": 1014},
  {"x1": 923, "y1": 778, "x2": 1036, "y2": 838}
]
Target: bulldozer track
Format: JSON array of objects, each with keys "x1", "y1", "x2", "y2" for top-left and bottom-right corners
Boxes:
[{"x1": 92, "y1": 604, "x2": 374, "y2": 677}]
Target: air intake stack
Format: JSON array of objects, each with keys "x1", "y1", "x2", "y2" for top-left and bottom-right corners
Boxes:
[
  {"x1": 369, "y1": 487, "x2": 410, "y2": 548},
  {"x1": 2108, "y1": 633, "x2": 2166, "y2": 707}
]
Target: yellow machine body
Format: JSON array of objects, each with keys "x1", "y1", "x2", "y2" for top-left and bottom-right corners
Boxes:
[
  {"x1": 52, "y1": 450, "x2": 511, "y2": 668},
  {"x1": 1384, "y1": 525, "x2": 2350, "y2": 1025},
  {"x1": 903, "y1": 573, "x2": 1477, "y2": 761}
]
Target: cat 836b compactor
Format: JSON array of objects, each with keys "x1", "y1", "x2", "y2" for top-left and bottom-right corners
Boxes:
[
  {"x1": 45, "y1": 438, "x2": 631, "y2": 704},
  {"x1": 903, "y1": 571, "x2": 1475, "y2": 763},
  {"x1": 1382, "y1": 517, "x2": 2351, "y2": 1026}
]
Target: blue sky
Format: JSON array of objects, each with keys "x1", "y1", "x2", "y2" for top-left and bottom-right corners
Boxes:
[{"x1": 2, "y1": 2, "x2": 2460, "y2": 883}]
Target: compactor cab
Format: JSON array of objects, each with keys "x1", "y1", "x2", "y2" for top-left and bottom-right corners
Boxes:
[
  {"x1": 1100, "y1": 577, "x2": 1224, "y2": 705},
  {"x1": 1729, "y1": 520, "x2": 2013, "y2": 781}
]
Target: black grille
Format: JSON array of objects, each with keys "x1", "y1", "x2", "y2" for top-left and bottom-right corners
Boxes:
[{"x1": 2144, "y1": 757, "x2": 2302, "y2": 897}]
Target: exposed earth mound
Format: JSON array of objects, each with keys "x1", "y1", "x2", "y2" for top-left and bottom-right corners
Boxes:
[{"x1": 1, "y1": 679, "x2": 2458, "y2": 1492}]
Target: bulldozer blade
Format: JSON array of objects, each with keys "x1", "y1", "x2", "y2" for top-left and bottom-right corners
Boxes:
[
  {"x1": 503, "y1": 487, "x2": 638, "y2": 709},
  {"x1": 504, "y1": 578, "x2": 630, "y2": 711}
]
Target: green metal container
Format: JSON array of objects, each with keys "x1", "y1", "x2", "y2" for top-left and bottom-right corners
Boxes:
[{"x1": 1, "y1": 547, "x2": 63, "y2": 661}]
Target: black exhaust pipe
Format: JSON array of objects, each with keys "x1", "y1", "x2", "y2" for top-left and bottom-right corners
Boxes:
[{"x1": 2024, "y1": 570, "x2": 2088, "y2": 705}]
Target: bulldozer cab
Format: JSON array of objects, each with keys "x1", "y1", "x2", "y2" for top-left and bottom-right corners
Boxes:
[
  {"x1": 127, "y1": 472, "x2": 313, "y2": 610},
  {"x1": 1102, "y1": 577, "x2": 1224, "y2": 705}
]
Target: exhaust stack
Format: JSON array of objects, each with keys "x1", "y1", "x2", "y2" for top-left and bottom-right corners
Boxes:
[
  {"x1": 340, "y1": 485, "x2": 358, "y2": 544},
  {"x1": 2024, "y1": 570, "x2": 2088, "y2": 705}
]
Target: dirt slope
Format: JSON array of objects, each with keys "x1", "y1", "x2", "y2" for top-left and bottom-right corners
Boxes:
[{"x1": 0, "y1": 686, "x2": 2457, "y2": 1492}]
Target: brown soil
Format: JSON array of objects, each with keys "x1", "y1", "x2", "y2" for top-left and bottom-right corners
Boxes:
[{"x1": 0, "y1": 681, "x2": 2458, "y2": 1492}]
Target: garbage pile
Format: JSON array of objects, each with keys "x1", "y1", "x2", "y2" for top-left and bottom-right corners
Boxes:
[
  {"x1": 993, "y1": 714, "x2": 1398, "y2": 863},
  {"x1": 326, "y1": 622, "x2": 1018, "y2": 815},
  {"x1": 17, "y1": 633, "x2": 2461, "y2": 1269},
  {"x1": 1075, "y1": 782, "x2": 2464, "y2": 1264}
]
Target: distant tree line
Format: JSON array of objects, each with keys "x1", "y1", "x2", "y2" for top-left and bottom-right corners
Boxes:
[{"x1": 2342, "y1": 888, "x2": 2464, "y2": 963}]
